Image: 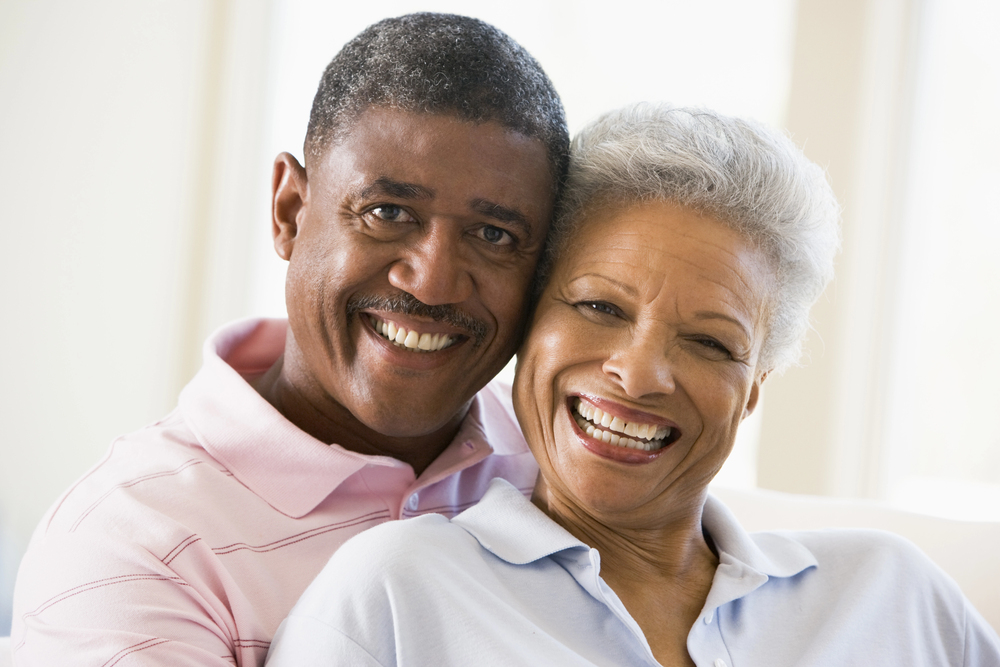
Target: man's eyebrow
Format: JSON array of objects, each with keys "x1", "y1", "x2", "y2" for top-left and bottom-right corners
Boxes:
[
  {"x1": 359, "y1": 177, "x2": 435, "y2": 200},
  {"x1": 471, "y1": 198, "x2": 532, "y2": 235}
]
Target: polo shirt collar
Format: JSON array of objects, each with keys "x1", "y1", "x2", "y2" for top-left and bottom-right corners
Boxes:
[
  {"x1": 453, "y1": 478, "x2": 586, "y2": 564},
  {"x1": 178, "y1": 318, "x2": 501, "y2": 519},
  {"x1": 700, "y1": 493, "x2": 818, "y2": 612},
  {"x1": 454, "y1": 478, "x2": 818, "y2": 613}
]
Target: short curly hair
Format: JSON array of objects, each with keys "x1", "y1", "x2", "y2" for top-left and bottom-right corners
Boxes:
[
  {"x1": 541, "y1": 103, "x2": 841, "y2": 373},
  {"x1": 304, "y1": 13, "x2": 569, "y2": 187}
]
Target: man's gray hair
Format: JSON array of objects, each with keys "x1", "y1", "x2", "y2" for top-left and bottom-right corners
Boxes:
[
  {"x1": 541, "y1": 103, "x2": 840, "y2": 372},
  {"x1": 305, "y1": 13, "x2": 569, "y2": 187}
]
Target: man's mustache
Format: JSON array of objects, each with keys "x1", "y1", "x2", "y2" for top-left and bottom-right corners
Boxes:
[{"x1": 346, "y1": 292, "x2": 488, "y2": 346}]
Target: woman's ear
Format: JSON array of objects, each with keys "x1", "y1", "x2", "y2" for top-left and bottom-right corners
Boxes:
[
  {"x1": 271, "y1": 152, "x2": 309, "y2": 261},
  {"x1": 743, "y1": 370, "x2": 769, "y2": 419}
]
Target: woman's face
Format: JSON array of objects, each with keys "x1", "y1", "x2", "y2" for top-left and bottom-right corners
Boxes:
[{"x1": 513, "y1": 200, "x2": 773, "y2": 525}]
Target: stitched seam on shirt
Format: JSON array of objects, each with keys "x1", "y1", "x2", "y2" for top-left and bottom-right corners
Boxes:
[
  {"x1": 210, "y1": 510, "x2": 391, "y2": 556},
  {"x1": 962, "y1": 600, "x2": 970, "y2": 667},
  {"x1": 162, "y1": 534, "x2": 202, "y2": 566},
  {"x1": 715, "y1": 606, "x2": 736, "y2": 666},
  {"x1": 399, "y1": 484, "x2": 536, "y2": 518},
  {"x1": 44, "y1": 437, "x2": 121, "y2": 533},
  {"x1": 101, "y1": 638, "x2": 172, "y2": 667},
  {"x1": 21, "y1": 573, "x2": 191, "y2": 620},
  {"x1": 233, "y1": 638, "x2": 271, "y2": 649},
  {"x1": 284, "y1": 617, "x2": 389, "y2": 666},
  {"x1": 401, "y1": 498, "x2": 480, "y2": 517},
  {"x1": 69, "y1": 459, "x2": 205, "y2": 532}
]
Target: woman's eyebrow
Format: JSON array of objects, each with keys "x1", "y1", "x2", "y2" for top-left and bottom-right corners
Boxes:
[
  {"x1": 569, "y1": 273, "x2": 639, "y2": 298},
  {"x1": 693, "y1": 310, "x2": 752, "y2": 338}
]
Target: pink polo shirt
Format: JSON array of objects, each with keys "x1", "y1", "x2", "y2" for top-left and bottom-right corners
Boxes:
[{"x1": 11, "y1": 318, "x2": 537, "y2": 666}]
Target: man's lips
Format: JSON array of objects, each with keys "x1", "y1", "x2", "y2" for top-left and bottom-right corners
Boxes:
[
  {"x1": 570, "y1": 396, "x2": 680, "y2": 453},
  {"x1": 347, "y1": 292, "x2": 487, "y2": 345},
  {"x1": 366, "y1": 314, "x2": 461, "y2": 352}
]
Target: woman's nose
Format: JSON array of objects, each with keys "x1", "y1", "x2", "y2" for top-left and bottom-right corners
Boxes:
[
  {"x1": 601, "y1": 332, "x2": 676, "y2": 398},
  {"x1": 386, "y1": 228, "x2": 474, "y2": 306}
]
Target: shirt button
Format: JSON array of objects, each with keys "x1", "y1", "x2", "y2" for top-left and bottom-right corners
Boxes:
[
  {"x1": 714, "y1": 660, "x2": 727, "y2": 667},
  {"x1": 406, "y1": 494, "x2": 418, "y2": 511},
  {"x1": 704, "y1": 612, "x2": 713, "y2": 624}
]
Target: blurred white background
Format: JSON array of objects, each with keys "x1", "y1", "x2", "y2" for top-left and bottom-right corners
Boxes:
[{"x1": 1, "y1": 0, "x2": 998, "y2": 634}]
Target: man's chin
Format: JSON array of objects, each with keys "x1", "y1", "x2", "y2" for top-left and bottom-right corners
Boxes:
[{"x1": 360, "y1": 401, "x2": 474, "y2": 441}]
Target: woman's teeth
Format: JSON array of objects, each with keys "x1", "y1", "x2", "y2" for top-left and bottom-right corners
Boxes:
[
  {"x1": 369, "y1": 316, "x2": 455, "y2": 352},
  {"x1": 573, "y1": 397, "x2": 671, "y2": 451}
]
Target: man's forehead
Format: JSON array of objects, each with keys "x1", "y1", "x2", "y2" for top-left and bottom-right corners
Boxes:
[{"x1": 315, "y1": 106, "x2": 548, "y2": 171}]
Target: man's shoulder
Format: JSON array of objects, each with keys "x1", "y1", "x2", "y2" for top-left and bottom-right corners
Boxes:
[{"x1": 38, "y1": 409, "x2": 228, "y2": 537}]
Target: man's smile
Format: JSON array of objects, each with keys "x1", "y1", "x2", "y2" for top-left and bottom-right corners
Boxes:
[{"x1": 367, "y1": 314, "x2": 459, "y2": 352}]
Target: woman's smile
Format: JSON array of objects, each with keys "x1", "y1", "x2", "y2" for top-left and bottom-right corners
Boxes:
[
  {"x1": 514, "y1": 199, "x2": 771, "y2": 519},
  {"x1": 567, "y1": 395, "x2": 683, "y2": 464}
]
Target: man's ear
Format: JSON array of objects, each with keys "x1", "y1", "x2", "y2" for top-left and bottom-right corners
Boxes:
[
  {"x1": 271, "y1": 152, "x2": 309, "y2": 261},
  {"x1": 743, "y1": 370, "x2": 769, "y2": 419}
]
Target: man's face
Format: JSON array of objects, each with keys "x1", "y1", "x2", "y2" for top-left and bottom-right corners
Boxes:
[{"x1": 273, "y1": 108, "x2": 555, "y2": 445}]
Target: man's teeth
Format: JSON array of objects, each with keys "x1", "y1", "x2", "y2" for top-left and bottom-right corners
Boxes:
[
  {"x1": 573, "y1": 398, "x2": 671, "y2": 452},
  {"x1": 369, "y1": 316, "x2": 455, "y2": 352}
]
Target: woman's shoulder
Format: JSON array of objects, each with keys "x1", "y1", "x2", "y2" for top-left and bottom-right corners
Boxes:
[
  {"x1": 332, "y1": 512, "x2": 470, "y2": 572},
  {"x1": 768, "y1": 526, "x2": 941, "y2": 572}
]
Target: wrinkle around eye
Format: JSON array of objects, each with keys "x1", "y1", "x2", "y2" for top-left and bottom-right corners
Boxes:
[
  {"x1": 366, "y1": 205, "x2": 417, "y2": 224},
  {"x1": 575, "y1": 300, "x2": 624, "y2": 322},
  {"x1": 475, "y1": 224, "x2": 516, "y2": 247}
]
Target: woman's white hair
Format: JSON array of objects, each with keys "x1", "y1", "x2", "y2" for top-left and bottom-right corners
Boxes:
[{"x1": 541, "y1": 103, "x2": 841, "y2": 373}]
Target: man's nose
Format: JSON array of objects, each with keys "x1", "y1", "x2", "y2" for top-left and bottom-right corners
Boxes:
[
  {"x1": 601, "y1": 329, "x2": 677, "y2": 399},
  {"x1": 386, "y1": 227, "x2": 474, "y2": 306}
]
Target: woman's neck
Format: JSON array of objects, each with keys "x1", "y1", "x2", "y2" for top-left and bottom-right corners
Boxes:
[{"x1": 532, "y1": 480, "x2": 718, "y2": 667}]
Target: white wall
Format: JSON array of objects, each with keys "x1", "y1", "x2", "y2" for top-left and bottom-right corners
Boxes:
[{"x1": 0, "y1": 0, "x2": 273, "y2": 552}]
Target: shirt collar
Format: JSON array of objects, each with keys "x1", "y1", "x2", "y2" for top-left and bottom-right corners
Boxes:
[
  {"x1": 453, "y1": 479, "x2": 818, "y2": 612},
  {"x1": 700, "y1": 493, "x2": 818, "y2": 612},
  {"x1": 178, "y1": 318, "x2": 506, "y2": 519},
  {"x1": 453, "y1": 478, "x2": 587, "y2": 564}
]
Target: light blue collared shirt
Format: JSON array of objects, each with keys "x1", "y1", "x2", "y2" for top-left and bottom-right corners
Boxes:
[{"x1": 267, "y1": 478, "x2": 1000, "y2": 666}]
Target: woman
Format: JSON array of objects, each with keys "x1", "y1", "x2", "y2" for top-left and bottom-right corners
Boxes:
[{"x1": 265, "y1": 104, "x2": 1000, "y2": 666}]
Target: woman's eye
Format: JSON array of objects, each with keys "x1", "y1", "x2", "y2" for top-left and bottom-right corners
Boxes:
[
  {"x1": 476, "y1": 225, "x2": 514, "y2": 246},
  {"x1": 578, "y1": 301, "x2": 620, "y2": 318},
  {"x1": 368, "y1": 205, "x2": 415, "y2": 223},
  {"x1": 696, "y1": 337, "x2": 733, "y2": 359}
]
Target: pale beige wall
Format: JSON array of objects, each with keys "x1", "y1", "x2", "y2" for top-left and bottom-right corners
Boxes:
[
  {"x1": 757, "y1": 0, "x2": 922, "y2": 497},
  {"x1": 0, "y1": 0, "x2": 272, "y2": 548}
]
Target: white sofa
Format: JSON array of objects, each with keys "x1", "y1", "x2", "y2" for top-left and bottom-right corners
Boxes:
[
  {"x1": 0, "y1": 487, "x2": 995, "y2": 665},
  {"x1": 710, "y1": 484, "x2": 1000, "y2": 632}
]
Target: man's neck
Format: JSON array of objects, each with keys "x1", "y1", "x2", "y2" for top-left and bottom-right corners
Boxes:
[{"x1": 249, "y1": 356, "x2": 467, "y2": 476}]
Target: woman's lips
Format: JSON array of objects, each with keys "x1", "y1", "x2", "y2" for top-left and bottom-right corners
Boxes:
[{"x1": 568, "y1": 396, "x2": 680, "y2": 461}]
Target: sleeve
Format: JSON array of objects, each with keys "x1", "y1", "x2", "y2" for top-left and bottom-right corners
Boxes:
[
  {"x1": 12, "y1": 529, "x2": 239, "y2": 666},
  {"x1": 264, "y1": 517, "x2": 461, "y2": 667},
  {"x1": 962, "y1": 600, "x2": 1000, "y2": 667},
  {"x1": 263, "y1": 529, "x2": 403, "y2": 667},
  {"x1": 265, "y1": 616, "x2": 386, "y2": 667}
]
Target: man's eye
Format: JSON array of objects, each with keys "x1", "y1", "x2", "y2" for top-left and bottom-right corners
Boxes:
[
  {"x1": 477, "y1": 225, "x2": 514, "y2": 246},
  {"x1": 368, "y1": 205, "x2": 415, "y2": 223}
]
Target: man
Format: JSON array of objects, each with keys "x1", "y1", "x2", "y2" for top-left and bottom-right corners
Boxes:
[{"x1": 11, "y1": 13, "x2": 567, "y2": 665}]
